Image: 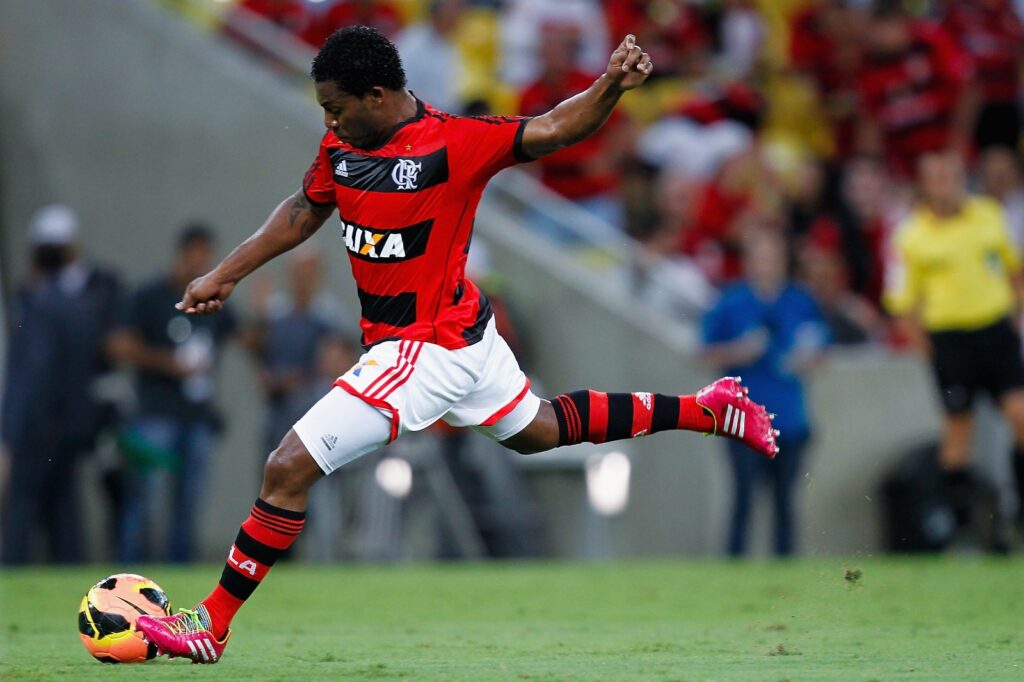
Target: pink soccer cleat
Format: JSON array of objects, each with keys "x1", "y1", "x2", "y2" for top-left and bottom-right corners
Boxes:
[
  {"x1": 135, "y1": 606, "x2": 230, "y2": 664},
  {"x1": 695, "y1": 376, "x2": 779, "y2": 459}
]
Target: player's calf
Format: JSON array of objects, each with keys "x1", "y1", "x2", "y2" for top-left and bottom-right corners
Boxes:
[
  {"x1": 540, "y1": 377, "x2": 778, "y2": 458},
  {"x1": 140, "y1": 431, "x2": 322, "y2": 663}
]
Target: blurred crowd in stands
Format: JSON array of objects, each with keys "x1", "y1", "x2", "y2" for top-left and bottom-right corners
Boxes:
[
  {"x1": 224, "y1": 0, "x2": 1024, "y2": 347},
  {"x1": 1, "y1": 206, "x2": 539, "y2": 564},
  {"x1": 5, "y1": 0, "x2": 1024, "y2": 563}
]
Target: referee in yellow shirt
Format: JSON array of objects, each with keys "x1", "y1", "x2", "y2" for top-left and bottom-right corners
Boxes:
[{"x1": 886, "y1": 150, "x2": 1024, "y2": 538}]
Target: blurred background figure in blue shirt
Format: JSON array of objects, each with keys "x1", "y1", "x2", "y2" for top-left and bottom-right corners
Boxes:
[{"x1": 701, "y1": 229, "x2": 828, "y2": 557}]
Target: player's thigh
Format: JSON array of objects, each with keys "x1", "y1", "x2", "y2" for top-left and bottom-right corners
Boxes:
[
  {"x1": 292, "y1": 387, "x2": 392, "y2": 476},
  {"x1": 442, "y1": 324, "x2": 543, "y2": 447}
]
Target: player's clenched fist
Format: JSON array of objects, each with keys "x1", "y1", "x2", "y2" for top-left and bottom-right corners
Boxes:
[
  {"x1": 605, "y1": 34, "x2": 653, "y2": 90},
  {"x1": 176, "y1": 273, "x2": 235, "y2": 315}
]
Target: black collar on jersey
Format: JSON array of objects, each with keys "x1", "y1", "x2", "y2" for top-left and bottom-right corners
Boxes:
[{"x1": 352, "y1": 94, "x2": 426, "y2": 152}]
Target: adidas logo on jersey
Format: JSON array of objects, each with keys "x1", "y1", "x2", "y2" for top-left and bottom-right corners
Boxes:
[
  {"x1": 335, "y1": 160, "x2": 349, "y2": 177},
  {"x1": 321, "y1": 433, "x2": 338, "y2": 451}
]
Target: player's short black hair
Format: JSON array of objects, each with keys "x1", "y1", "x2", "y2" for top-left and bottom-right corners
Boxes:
[
  {"x1": 310, "y1": 25, "x2": 406, "y2": 97},
  {"x1": 177, "y1": 223, "x2": 215, "y2": 250}
]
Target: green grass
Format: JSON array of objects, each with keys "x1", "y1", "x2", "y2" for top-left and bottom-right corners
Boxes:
[{"x1": 2, "y1": 559, "x2": 1023, "y2": 680}]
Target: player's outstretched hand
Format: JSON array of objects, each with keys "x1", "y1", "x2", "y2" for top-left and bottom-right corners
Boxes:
[
  {"x1": 176, "y1": 272, "x2": 235, "y2": 315},
  {"x1": 606, "y1": 34, "x2": 653, "y2": 91}
]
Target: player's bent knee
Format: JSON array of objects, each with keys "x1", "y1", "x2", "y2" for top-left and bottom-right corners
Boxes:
[
  {"x1": 503, "y1": 439, "x2": 545, "y2": 456},
  {"x1": 262, "y1": 431, "x2": 323, "y2": 497},
  {"x1": 499, "y1": 406, "x2": 560, "y2": 455}
]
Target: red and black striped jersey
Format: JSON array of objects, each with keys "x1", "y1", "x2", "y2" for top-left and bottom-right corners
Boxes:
[
  {"x1": 855, "y1": 21, "x2": 972, "y2": 177},
  {"x1": 303, "y1": 99, "x2": 530, "y2": 350}
]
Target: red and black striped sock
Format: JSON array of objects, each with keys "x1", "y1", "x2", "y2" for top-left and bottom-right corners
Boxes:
[
  {"x1": 551, "y1": 391, "x2": 715, "y2": 446},
  {"x1": 199, "y1": 499, "x2": 305, "y2": 639}
]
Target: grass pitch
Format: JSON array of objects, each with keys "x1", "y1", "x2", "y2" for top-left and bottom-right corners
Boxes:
[{"x1": 2, "y1": 559, "x2": 1022, "y2": 680}]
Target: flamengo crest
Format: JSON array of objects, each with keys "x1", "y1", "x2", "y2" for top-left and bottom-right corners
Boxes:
[{"x1": 391, "y1": 159, "x2": 422, "y2": 190}]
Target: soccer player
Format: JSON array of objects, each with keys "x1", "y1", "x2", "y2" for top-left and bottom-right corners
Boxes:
[{"x1": 136, "y1": 26, "x2": 778, "y2": 663}]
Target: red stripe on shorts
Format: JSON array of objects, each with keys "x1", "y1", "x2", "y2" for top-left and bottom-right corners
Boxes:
[
  {"x1": 333, "y1": 379, "x2": 401, "y2": 442},
  {"x1": 363, "y1": 340, "x2": 407, "y2": 397},
  {"x1": 481, "y1": 378, "x2": 532, "y2": 427},
  {"x1": 373, "y1": 341, "x2": 421, "y2": 401}
]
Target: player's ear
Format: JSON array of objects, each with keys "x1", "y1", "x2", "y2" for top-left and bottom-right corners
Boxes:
[{"x1": 366, "y1": 87, "x2": 386, "y2": 107}]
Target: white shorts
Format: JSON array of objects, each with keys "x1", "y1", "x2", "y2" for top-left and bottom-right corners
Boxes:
[{"x1": 293, "y1": 318, "x2": 541, "y2": 474}]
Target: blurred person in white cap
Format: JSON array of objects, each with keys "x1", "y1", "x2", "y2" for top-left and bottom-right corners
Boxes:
[{"x1": 1, "y1": 205, "x2": 122, "y2": 564}]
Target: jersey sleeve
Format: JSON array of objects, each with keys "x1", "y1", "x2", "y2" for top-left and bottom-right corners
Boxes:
[
  {"x1": 302, "y1": 136, "x2": 337, "y2": 207},
  {"x1": 446, "y1": 115, "x2": 533, "y2": 184},
  {"x1": 883, "y1": 226, "x2": 922, "y2": 316},
  {"x1": 991, "y1": 202, "x2": 1022, "y2": 274}
]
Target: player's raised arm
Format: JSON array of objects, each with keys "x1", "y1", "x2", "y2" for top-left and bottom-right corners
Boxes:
[
  {"x1": 176, "y1": 190, "x2": 334, "y2": 315},
  {"x1": 520, "y1": 34, "x2": 652, "y2": 160}
]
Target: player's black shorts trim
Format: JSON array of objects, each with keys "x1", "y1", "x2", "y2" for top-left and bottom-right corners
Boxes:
[{"x1": 929, "y1": 317, "x2": 1024, "y2": 414}]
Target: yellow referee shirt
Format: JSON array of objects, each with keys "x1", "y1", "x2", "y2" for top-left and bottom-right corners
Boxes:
[{"x1": 885, "y1": 196, "x2": 1021, "y2": 332}]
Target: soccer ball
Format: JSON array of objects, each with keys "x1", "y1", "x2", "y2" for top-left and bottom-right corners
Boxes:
[{"x1": 78, "y1": 573, "x2": 171, "y2": 663}]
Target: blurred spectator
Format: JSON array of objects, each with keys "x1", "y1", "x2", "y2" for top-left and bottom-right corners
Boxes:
[
  {"x1": 785, "y1": 155, "x2": 899, "y2": 312},
  {"x1": 500, "y1": 0, "x2": 609, "y2": 87},
  {"x1": 834, "y1": 155, "x2": 900, "y2": 305},
  {"x1": 799, "y1": 235, "x2": 885, "y2": 345},
  {"x1": 789, "y1": 0, "x2": 867, "y2": 157},
  {"x1": 303, "y1": 0, "x2": 403, "y2": 48},
  {"x1": 635, "y1": 96, "x2": 756, "y2": 182},
  {"x1": 978, "y1": 146, "x2": 1024, "y2": 252},
  {"x1": 230, "y1": 0, "x2": 308, "y2": 33},
  {"x1": 885, "y1": 150, "x2": 1024, "y2": 539},
  {"x1": 109, "y1": 225, "x2": 239, "y2": 563},
  {"x1": 701, "y1": 229, "x2": 828, "y2": 557},
  {"x1": 517, "y1": 22, "x2": 631, "y2": 227},
  {"x1": 222, "y1": 0, "x2": 313, "y2": 56},
  {"x1": 396, "y1": 0, "x2": 465, "y2": 113},
  {"x1": 941, "y1": 0, "x2": 1023, "y2": 150},
  {"x1": 1, "y1": 206, "x2": 122, "y2": 564},
  {"x1": 251, "y1": 249, "x2": 348, "y2": 454},
  {"x1": 785, "y1": 156, "x2": 832, "y2": 245},
  {"x1": 604, "y1": 0, "x2": 710, "y2": 78},
  {"x1": 718, "y1": 0, "x2": 766, "y2": 79},
  {"x1": 678, "y1": 145, "x2": 774, "y2": 285},
  {"x1": 855, "y1": 5, "x2": 976, "y2": 177},
  {"x1": 638, "y1": 82, "x2": 769, "y2": 284}
]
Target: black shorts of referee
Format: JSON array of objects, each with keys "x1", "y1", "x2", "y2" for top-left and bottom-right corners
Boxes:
[{"x1": 929, "y1": 317, "x2": 1024, "y2": 414}]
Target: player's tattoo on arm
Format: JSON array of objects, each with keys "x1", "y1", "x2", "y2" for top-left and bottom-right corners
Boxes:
[{"x1": 287, "y1": 191, "x2": 331, "y2": 241}]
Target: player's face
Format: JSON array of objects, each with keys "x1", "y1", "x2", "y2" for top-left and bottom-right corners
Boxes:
[
  {"x1": 744, "y1": 234, "x2": 787, "y2": 289},
  {"x1": 315, "y1": 80, "x2": 383, "y2": 149},
  {"x1": 918, "y1": 153, "x2": 965, "y2": 207}
]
